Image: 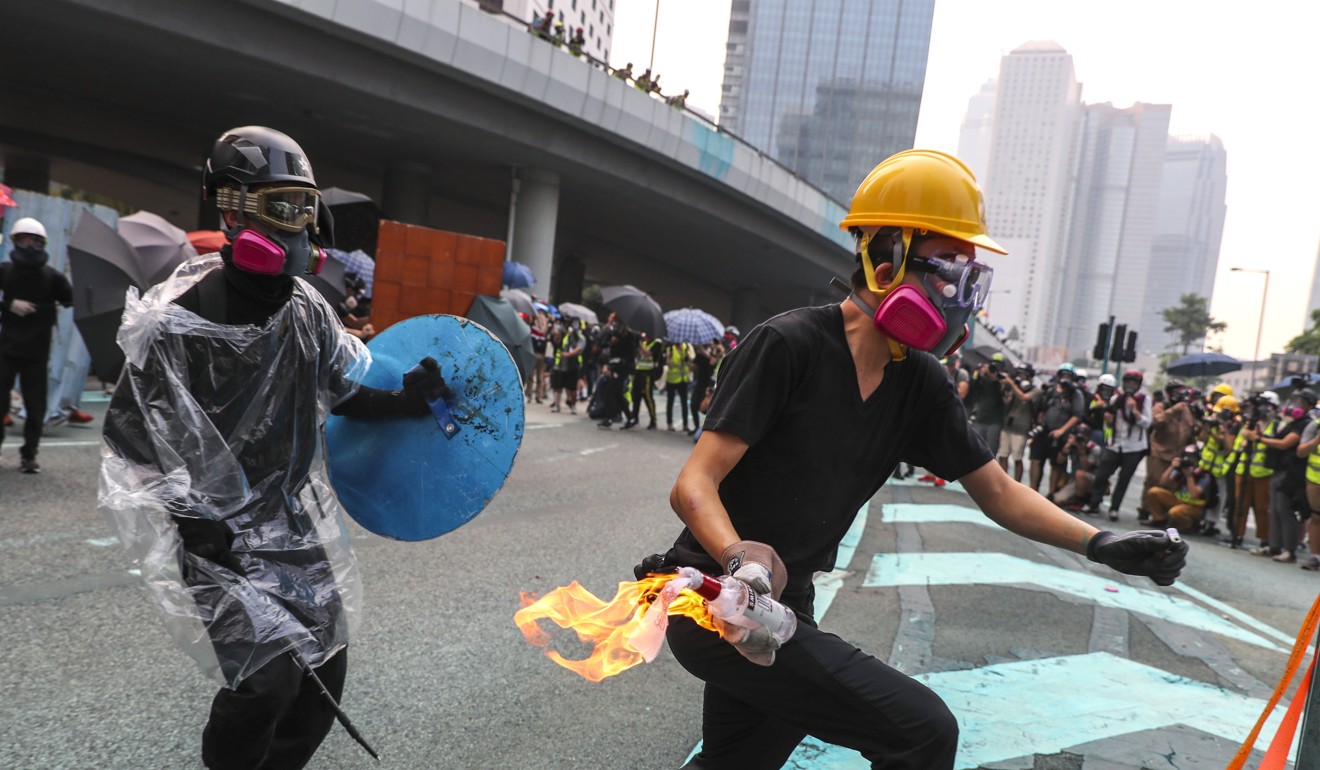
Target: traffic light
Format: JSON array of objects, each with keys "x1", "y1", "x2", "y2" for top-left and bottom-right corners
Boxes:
[
  {"x1": 1093, "y1": 322, "x2": 1110, "y2": 361},
  {"x1": 1123, "y1": 330, "x2": 1138, "y2": 362},
  {"x1": 1109, "y1": 324, "x2": 1127, "y2": 361}
]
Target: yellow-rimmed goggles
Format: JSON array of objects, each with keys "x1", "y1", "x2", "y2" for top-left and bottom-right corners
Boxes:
[{"x1": 215, "y1": 186, "x2": 320, "y2": 233}]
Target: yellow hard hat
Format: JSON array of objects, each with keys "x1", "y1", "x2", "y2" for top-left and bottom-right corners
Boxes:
[
  {"x1": 839, "y1": 149, "x2": 1007, "y2": 255},
  {"x1": 1214, "y1": 395, "x2": 1240, "y2": 414},
  {"x1": 1211, "y1": 383, "x2": 1234, "y2": 397}
]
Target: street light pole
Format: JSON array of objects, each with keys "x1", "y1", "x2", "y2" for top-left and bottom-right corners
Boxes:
[
  {"x1": 1231, "y1": 267, "x2": 1270, "y2": 390},
  {"x1": 648, "y1": 0, "x2": 661, "y2": 71}
]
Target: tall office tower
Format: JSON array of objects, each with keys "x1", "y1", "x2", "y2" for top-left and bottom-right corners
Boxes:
[
  {"x1": 957, "y1": 79, "x2": 996, "y2": 184},
  {"x1": 980, "y1": 41, "x2": 1083, "y2": 359},
  {"x1": 1137, "y1": 134, "x2": 1228, "y2": 353},
  {"x1": 718, "y1": 0, "x2": 937, "y2": 203},
  {"x1": 1053, "y1": 102, "x2": 1173, "y2": 356}
]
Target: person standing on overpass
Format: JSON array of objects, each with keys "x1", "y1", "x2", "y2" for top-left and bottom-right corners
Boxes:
[{"x1": 647, "y1": 149, "x2": 1189, "y2": 769}]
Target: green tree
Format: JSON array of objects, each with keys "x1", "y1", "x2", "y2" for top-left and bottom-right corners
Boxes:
[
  {"x1": 1161, "y1": 293, "x2": 1227, "y2": 355},
  {"x1": 1285, "y1": 308, "x2": 1320, "y2": 356}
]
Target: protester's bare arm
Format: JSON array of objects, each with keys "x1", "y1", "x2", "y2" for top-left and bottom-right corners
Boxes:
[
  {"x1": 961, "y1": 459, "x2": 1099, "y2": 554},
  {"x1": 670, "y1": 429, "x2": 749, "y2": 561}
]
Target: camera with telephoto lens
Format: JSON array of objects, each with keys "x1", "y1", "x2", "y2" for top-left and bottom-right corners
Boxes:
[{"x1": 1026, "y1": 423, "x2": 1048, "y2": 444}]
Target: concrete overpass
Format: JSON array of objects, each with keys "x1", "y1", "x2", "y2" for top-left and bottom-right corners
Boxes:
[{"x1": 0, "y1": 0, "x2": 855, "y2": 329}]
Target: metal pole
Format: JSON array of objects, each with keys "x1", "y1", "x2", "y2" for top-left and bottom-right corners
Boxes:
[
  {"x1": 1252, "y1": 271, "x2": 1269, "y2": 389},
  {"x1": 648, "y1": 0, "x2": 660, "y2": 71},
  {"x1": 1101, "y1": 314, "x2": 1115, "y2": 376}
]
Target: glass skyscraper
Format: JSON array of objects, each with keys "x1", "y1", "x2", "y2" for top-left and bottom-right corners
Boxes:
[{"x1": 720, "y1": 0, "x2": 936, "y2": 204}]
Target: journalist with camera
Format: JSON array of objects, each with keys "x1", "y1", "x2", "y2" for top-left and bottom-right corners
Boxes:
[
  {"x1": 999, "y1": 363, "x2": 1040, "y2": 482},
  {"x1": 1195, "y1": 394, "x2": 1241, "y2": 538},
  {"x1": 1140, "y1": 380, "x2": 1198, "y2": 524},
  {"x1": 1031, "y1": 364, "x2": 1086, "y2": 500},
  {"x1": 968, "y1": 354, "x2": 1010, "y2": 462},
  {"x1": 1144, "y1": 444, "x2": 1216, "y2": 533},
  {"x1": 1081, "y1": 369, "x2": 1152, "y2": 520}
]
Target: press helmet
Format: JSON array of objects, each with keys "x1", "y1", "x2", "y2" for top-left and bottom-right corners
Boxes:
[
  {"x1": 1097, "y1": 373, "x2": 1117, "y2": 388},
  {"x1": 1260, "y1": 391, "x2": 1280, "y2": 407},
  {"x1": 1213, "y1": 395, "x2": 1240, "y2": 414},
  {"x1": 1057, "y1": 362, "x2": 1076, "y2": 374},
  {"x1": 9, "y1": 217, "x2": 48, "y2": 242},
  {"x1": 1211, "y1": 383, "x2": 1234, "y2": 397}
]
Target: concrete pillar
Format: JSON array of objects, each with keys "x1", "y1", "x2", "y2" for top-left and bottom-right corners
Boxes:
[
  {"x1": 508, "y1": 168, "x2": 559, "y2": 298},
  {"x1": 4, "y1": 154, "x2": 50, "y2": 193},
  {"x1": 732, "y1": 287, "x2": 761, "y2": 336},
  {"x1": 382, "y1": 160, "x2": 432, "y2": 225}
]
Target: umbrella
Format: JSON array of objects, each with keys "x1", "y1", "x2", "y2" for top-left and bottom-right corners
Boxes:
[
  {"x1": 326, "y1": 248, "x2": 375, "y2": 298},
  {"x1": 117, "y1": 210, "x2": 197, "y2": 286},
  {"x1": 305, "y1": 255, "x2": 348, "y2": 311},
  {"x1": 68, "y1": 213, "x2": 143, "y2": 382},
  {"x1": 600, "y1": 284, "x2": 665, "y2": 338},
  {"x1": 1267, "y1": 372, "x2": 1320, "y2": 394},
  {"x1": 663, "y1": 308, "x2": 724, "y2": 345},
  {"x1": 533, "y1": 301, "x2": 560, "y2": 319},
  {"x1": 466, "y1": 294, "x2": 534, "y2": 382},
  {"x1": 557, "y1": 302, "x2": 598, "y2": 324},
  {"x1": 502, "y1": 288, "x2": 535, "y2": 318},
  {"x1": 188, "y1": 230, "x2": 228, "y2": 255},
  {"x1": 1166, "y1": 351, "x2": 1241, "y2": 378},
  {"x1": 321, "y1": 187, "x2": 380, "y2": 255},
  {"x1": 502, "y1": 260, "x2": 536, "y2": 289}
]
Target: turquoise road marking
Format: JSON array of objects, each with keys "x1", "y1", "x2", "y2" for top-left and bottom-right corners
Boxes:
[
  {"x1": 881, "y1": 502, "x2": 1297, "y2": 649},
  {"x1": 885, "y1": 475, "x2": 965, "y2": 494},
  {"x1": 787, "y1": 652, "x2": 1289, "y2": 769},
  {"x1": 862, "y1": 551, "x2": 1281, "y2": 651}
]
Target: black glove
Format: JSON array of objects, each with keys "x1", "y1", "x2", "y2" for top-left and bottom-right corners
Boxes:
[
  {"x1": 171, "y1": 515, "x2": 242, "y2": 573},
  {"x1": 1086, "y1": 529, "x2": 1188, "y2": 587},
  {"x1": 402, "y1": 356, "x2": 450, "y2": 414},
  {"x1": 633, "y1": 552, "x2": 679, "y2": 580}
]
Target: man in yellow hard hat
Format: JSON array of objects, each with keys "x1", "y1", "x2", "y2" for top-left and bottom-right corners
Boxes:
[{"x1": 649, "y1": 150, "x2": 1189, "y2": 769}]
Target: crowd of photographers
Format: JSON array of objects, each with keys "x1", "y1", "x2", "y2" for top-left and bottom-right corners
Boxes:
[
  {"x1": 950, "y1": 354, "x2": 1320, "y2": 570},
  {"x1": 523, "y1": 311, "x2": 734, "y2": 438}
]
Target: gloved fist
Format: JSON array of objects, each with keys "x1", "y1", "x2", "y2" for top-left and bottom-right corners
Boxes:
[
  {"x1": 402, "y1": 356, "x2": 450, "y2": 413},
  {"x1": 1087, "y1": 529, "x2": 1188, "y2": 587},
  {"x1": 171, "y1": 515, "x2": 242, "y2": 573},
  {"x1": 720, "y1": 540, "x2": 787, "y2": 600}
]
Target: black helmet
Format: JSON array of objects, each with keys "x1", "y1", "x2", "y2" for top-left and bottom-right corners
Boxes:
[
  {"x1": 1296, "y1": 388, "x2": 1318, "y2": 406},
  {"x1": 202, "y1": 126, "x2": 316, "y2": 198}
]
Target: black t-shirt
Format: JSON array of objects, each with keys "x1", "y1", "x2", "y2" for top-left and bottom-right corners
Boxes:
[
  {"x1": 968, "y1": 372, "x2": 1006, "y2": 424},
  {"x1": 1266, "y1": 418, "x2": 1307, "y2": 479},
  {"x1": 665, "y1": 305, "x2": 993, "y2": 611},
  {"x1": 0, "y1": 260, "x2": 74, "y2": 359}
]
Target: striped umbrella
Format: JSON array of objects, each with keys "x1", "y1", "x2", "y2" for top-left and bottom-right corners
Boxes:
[{"x1": 663, "y1": 308, "x2": 724, "y2": 345}]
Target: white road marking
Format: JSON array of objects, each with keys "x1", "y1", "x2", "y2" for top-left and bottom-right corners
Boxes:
[{"x1": 578, "y1": 444, "x2": 616, "y2": 456}]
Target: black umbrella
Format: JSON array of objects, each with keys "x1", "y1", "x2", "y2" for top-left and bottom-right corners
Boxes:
[
  {"x1": 466, "y1": 294, "x2": 534, "y2": 382},
  {"x1": 305, "y1": 255, "x2": 348, "y2": 311},
  {"x1": 68, "y1": 213, "x2": 143, "y2": 382},
  {"x1": 117, "y1": 210, "x2": 196, "y2": 286},
  {"x1": 600, "y1": 284, "x2": 665, "y2": 338},
  {"x1": 1166, "y1": 352, "x2": 1241, "y2": 378},
  {"x1": 321, "y1": 186, "x2": 380, "y2": 255}
]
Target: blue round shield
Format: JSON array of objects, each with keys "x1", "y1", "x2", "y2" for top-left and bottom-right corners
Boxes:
[{"x1": 326, "y1": 315, "x2": 525, "y2": 540}]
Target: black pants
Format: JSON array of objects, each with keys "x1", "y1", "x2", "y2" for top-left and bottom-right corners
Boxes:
[
  {"x1": 629, "y1": 369, "x2": 657, "y2": 424},
  {"x1": 1087, "y1": 448, "x2": 1146, "y2": 511},
  {"x1": 0, "y1": 354, "x2": 47, "y2": 460},
  {"x1": 667, "y1": 617, "x2": 957, "y2": 769},
  {"x1": 666, "y1": 381, "x2": 689, "y2": 428},
  {"x1": 202, "y1": 649, "x2": 348, "y2": 770}
]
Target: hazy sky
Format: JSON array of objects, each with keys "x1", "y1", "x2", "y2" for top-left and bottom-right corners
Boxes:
[{"x1": 611, "y1": 0, "x2": 1320, "y2": 363}]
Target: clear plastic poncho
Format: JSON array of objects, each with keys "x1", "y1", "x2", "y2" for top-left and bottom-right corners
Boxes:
[{"x1": 99, "y1": 254, "x2": 370, "y2": 688}]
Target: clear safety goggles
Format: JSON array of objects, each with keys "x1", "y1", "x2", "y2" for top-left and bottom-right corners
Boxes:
[
  {"x1": 215, "y1": 186, "x2": 320, "y2": 233},
  {"x1": 906, "y1": 250, "x2": 994, "y2": 310}
]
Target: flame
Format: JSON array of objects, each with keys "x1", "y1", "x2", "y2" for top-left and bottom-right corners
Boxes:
[{"x1": 515, "y1": 574, "x2": 716, "y2": 682}]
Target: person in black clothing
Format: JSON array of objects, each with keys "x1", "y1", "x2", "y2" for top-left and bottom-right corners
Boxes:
[
  {"x1": 0, "y1": 216, "x2": 74, "y2": 473},
  {"x1": 596, "y1": 316, "x2": 636, "y2": 428},
  {"x1": 99, "y1": 127, "x2": 447, "y2": 770},
  {"x1": 646, "y1": 150, "x2": 1188, "y2": 770},
  {"x1": 967, "y1": 355, "x2": 1008, "y2": 456}
]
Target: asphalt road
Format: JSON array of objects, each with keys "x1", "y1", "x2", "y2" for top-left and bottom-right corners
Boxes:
[{"x1": 1, "y1": 392, "x2": 1315, "y2": 769}]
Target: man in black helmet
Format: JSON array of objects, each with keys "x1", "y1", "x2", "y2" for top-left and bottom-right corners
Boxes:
[{"x1": 99, "y1": 126, "x2": 447, "y2": 770}]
